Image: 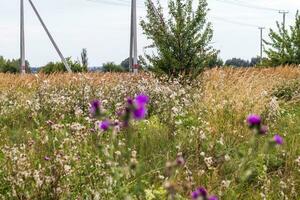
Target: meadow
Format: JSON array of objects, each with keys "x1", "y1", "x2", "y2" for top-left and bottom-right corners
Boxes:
[{"x1": 0, "y1": 67, "x2": 300, "y2": 199}]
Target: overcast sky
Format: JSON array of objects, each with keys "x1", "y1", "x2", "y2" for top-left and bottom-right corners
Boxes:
[{"x1": 0, "y1": 0, "x2": 299, "y2": 67}]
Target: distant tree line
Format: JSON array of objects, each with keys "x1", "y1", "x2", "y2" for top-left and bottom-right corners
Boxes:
[
  {"x1": 0, "y1": 56, "x2": 30, "y2": 73},
  {"x1": 224, "y1": 57, "x2": 262, "y2": 67},
  {"x1": 0, "y1": 2, "x2": 299, "y2": 76}
]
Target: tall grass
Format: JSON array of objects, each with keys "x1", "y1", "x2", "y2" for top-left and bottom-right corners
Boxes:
[{"x1": 0, "y1": 66, "x2": 299, "y2": 199}]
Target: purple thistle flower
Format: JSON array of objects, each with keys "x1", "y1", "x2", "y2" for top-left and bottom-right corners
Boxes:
[
  {"x1": 135, "y1": 94, "x2": 149, "y2": 106},
  {"x1": 100, "y1": 120, "x2": 110, "y2": 131},
  {"x1": 197, "y1": 187, "x2": 207, "y2": 197},
  {"x1": 191, "y1": 190, "x2": 200, "y2": 199},
  {"x1": 274, "y1": 134, "x2": 283, "y2": 145},
  {"x1": 90, "y1": 100, "x2": 101, "y2": 116},
  {"x1": 208, "y1": 196, "x2": 219, "y2": 200},
  {"x1": 247, "y1": 114, "x2": 261, "y2": 127},
  {"x1": 133, "y1": 106, "x2": 147, "y2": 120},
  {"x1": 259, "y1": 125, "x2": 269, "y2": 135}
]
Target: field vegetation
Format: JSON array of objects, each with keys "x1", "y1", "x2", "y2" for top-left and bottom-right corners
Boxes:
[{"x1": 0, "y1": 67, "x2": 299, "y2": 199}]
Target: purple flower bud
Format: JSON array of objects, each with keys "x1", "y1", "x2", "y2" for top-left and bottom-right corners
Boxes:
[
  {"x1": 247, "y1": 114, "x2": 261, "y2": 127},
  {"x1": 208, "y1": 196, "x2": 219, "y2": 200},
  {"x1": 197, "y1": 187, "x2": 207, "y2": 197},
  {"x1": 127, "y1": 98, "x2": 134, "y2": 105},
  {"x1": 191, "y1": 191, "x2": 200, "y2": 199},
  {"x1": 90, "y1": 100, "x2": 101, "y2": 116},
  {"x1": 176, "y1": 156, "x2": 185, "y2": 166},
  {"x1": 273, "y1": 134, "x2": 283, "y2": 145},
  {"x1": 135, "y1": 94, "x2": 149, "y2": 106},
  {"x1": 259, "y1": 125, "x2": 269, "y2": 135},
  {"x1": 100, "y1": 120, "x2": 110, "y2": 131},
  {"x1": 133, "y1": 106, "x2": 147, "y2": 120},
  {"x1": 44, "y1": 156, "x2": 50, "y2": 161}
]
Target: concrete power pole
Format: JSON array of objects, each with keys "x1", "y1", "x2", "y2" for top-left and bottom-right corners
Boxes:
[
  {"x1": 279, "y1": 10, "x2": 289, "y2": 30},
  {"x1": 24, "y1": 0, "x2": 72, "y2": 72},
  {"x1": 20, "y1": 0, "x2": 26, "y2": 74},
  {"x1": 258, "y1": 27, "x2": 265, "y2": 60},
  {"x1": 129, "y1": 0, "x2": 138, "y2": 73}
]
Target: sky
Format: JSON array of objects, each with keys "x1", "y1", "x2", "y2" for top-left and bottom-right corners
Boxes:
[{"x1": 0, "y1": 0, "x2": 299, "y2": 67}]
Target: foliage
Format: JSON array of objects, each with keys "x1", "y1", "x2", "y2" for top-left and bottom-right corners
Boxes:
[
  {"x1": 120, "y1": 56, "x2": 145, "y2": 71},
  {"x1": 102, "y1": 62, "x2": 125, "y2": 72},
  {"x1": 0, "y1": 56, "x2": 31, "y2": 73},
  {"x1": 39, "y1": 57, "x2": 85, "y2": 74},
  {"x1": 225, "y1": 58, "x2": 249, "y2": 67},
  {"x1": 224, "y1": 57, "x2": 263, "y2": 67},
  {"x1": 272, "y1": 79, "x2": 300, "y2": 101},
  {"x1": 141, "y1": 0, "x2": 218, "y2": 80},
  {"x1": 120, "y1": 58, "x2": 131, "y2": 71},
  {"x1": 264, "y1": 11, "x2": 300, "y2": 66},
  {"x1": 207, "y1": 54, "x2": 223, "y2": 68},
  {"x1": 0, "y1": 67, "x2": 300, "y2": 199},
  {"x1": 249, "y1": 56, "x2": 262, "y2": 66}
]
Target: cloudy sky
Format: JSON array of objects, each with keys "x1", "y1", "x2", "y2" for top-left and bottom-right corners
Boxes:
[{"x1": 0, "y1": 0, "x2": 299, "y2": 67}]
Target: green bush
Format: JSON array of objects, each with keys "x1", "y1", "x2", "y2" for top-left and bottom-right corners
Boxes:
[{"x1": 39, "y1": 58, "x2": 86, "y2": 74}]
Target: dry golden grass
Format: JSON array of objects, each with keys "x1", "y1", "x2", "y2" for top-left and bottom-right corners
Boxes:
[
  {"x1": 202, "y1": 66, "x2": 300, "y2": 110},
  {"x1": 0, "y1": 66, "x2": 299, "y2": 116}
]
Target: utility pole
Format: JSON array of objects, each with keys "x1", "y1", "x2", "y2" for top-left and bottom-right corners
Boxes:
[
  {"x1": 129, "y1": 0, "x2": 138, "y2": 73},
  {"x1": 259, "y1": 27, "x2": 265, "y2": 60},
  {"x1": 27, "y1": 0, "x2": 72, "y2": 72},
  {"x1": 20, "y1": 0, "x2": 26, "y2": 74},
  {"x1": 279, "y1": 10, "x2": 289, "y2": 30}
]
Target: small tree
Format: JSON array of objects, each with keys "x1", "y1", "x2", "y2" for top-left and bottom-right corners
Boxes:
[
  {"x1": 81, "y1": 48, "x2": 88, "y2": 72},
  {"x1": 141, "y1": 0, "x2": 218, "y2": 79},
  {"x1": 264, "y1": 11, "x2": 300, "y2": 66}
]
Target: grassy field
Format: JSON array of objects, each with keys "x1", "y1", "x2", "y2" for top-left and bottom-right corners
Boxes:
[{"x1": 0, "y1": 67, "x2": 300, "y2": 199}]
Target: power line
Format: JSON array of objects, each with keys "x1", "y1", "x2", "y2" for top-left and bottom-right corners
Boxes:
[
  {"x1": 86, "y1": 0, "x2": 143, "y2": 8},
  {"x1": 212, "y1": 0, "x2": 280, "y2": 12},
  {"x1": 211, "y1": 16, "x2": 262, "y2": 28}
]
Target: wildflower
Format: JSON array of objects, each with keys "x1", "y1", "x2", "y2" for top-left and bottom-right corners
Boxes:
[
  {"x1": 208, "y1": 196, "x2": 219, "y2": 200},
  {"x1": 197, "y1": 187, "x2": 207, "y2": 197},
  {"x1": 133, "y1": 106, "x2": 147, "y2": 120},
  {"x1": 191, "y1": 187, "x2": 207, "y2": 199},
  {"x1": 247, "y1": 114, "x2": 261, "y2": 127},
  {"x1": 224, "y1": 154, "x2": 231, "y2": 161},
  {"x1": 273, "y1": 134, "x2": 283, "y2": 145},
  {"x1": 190, "y1": 187, "x2": 218, "y2": 200},
  {"x1": 259, "y1": 125, "x2": 269, "y2": 135},
  {"x1": 176, "y1": 155, "x2": 185, "y2": 166},
  {"x1": 90, "y1": 100, "x2": 101, "y2": 116},
  {"x1": 127, "y1": 98, "x2": 134, "y2": 105},
  {"x1": 100, "y1": 120, "x2": 110, "y2": 131},
  {"x1": 191, "y1": 191, "x2": 200, "y2": 199},
  {"x1": 135, "y1": 94, "x2": 149, "y2": 106},
  {"x1": 44, "y1": 156, "x2": 50, "y2": 161}
]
